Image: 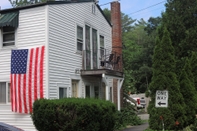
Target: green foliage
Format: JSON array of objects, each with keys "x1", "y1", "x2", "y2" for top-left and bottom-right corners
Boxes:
[
  {"x1": 114, "y1": 104, "x2": 142, "y2": 130},
  {"x1": 9, "y1": 0, "x2": 55, "y2": 7},
  {"x1": 144, "y1": 17, "x2": 162, "y2": 35},
  {"x1": 148, "y1": 27, "x2": 185, "y2": 130},
  {"x1": 31, "y1": 98, "x2": 116, "y2": 131},
  {"x1": 102, "y1": 8, "x2": 135, "y2": 34},
  {"x1": 179, "y1": 58, "x2": 197, "y2": 126},
  {"x1": 163, "y1": 0, "x2": 197, "y2": 74},
  {"x1": 190, "y1": 52, "x2": 197, "y2": 91},
  {"x1": 123, "y1": 20, "x2": 154, "y2": 94}
]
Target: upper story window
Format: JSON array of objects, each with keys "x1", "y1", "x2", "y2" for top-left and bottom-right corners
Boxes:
[
  {"x1": 100, "y1": 35, "x2": 104, "y2": 57},
  {"x1": 0, "y1": 11, "x2": 19, "y2": 48},
  {"x1": 2, "y1": 26, "x2": 15, "y2": 47},
  {"x1": 92, "y1": 4, "x2": 96, "y2": 14},
  {"x1": 77, "y1": 26, "x2": 83, "y2": 52}
]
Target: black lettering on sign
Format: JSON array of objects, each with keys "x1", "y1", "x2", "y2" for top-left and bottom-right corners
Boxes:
[
  {"x1": 157, "y1": 91, "x2": 167, "y2": 96},
  {"x1": 157, "y1": 96, "x2": 166, "y2": 100}
]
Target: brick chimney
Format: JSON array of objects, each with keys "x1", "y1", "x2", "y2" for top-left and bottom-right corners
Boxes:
[
  {"x1": 111, "y1": 1, "x2": 123, "y2": 109},
  {"x1": 111, "y1": 1, "x2": 122, "y2": 55}
]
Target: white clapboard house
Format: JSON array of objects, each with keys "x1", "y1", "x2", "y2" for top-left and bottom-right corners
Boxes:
[{"x1": 0, "y1": 0, "x2": 124, "y2": 130}]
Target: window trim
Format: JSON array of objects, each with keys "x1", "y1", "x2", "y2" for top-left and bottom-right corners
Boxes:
[
  {"x1": 92, "y1": 4, "x2": 96, "y2": 15},
  {"x1": 0, "y1": 81, "x2": 11, "y2": 105},
  {"x1": 76, "y1": 25, "x2": 84, "y2": 54},
  {"x1": 1, "y1": 26, "x2": 16, "y2": 48},
  {"x1": 58, "y1": 87, "x2": 68, "y2": 99},
  {"x1": 99, "y1": 35, "x2": 105, "y2": 58},
  {"x1": 85, "y1": 85, "x2": 91, "y2": 98}
]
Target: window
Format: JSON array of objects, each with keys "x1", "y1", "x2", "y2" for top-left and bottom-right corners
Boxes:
[
  {"x1": 2, "y1": 26, "x2": 15, "y2": 47},
  {"x1": 59, "y1": 87, "x2": 67, "y2": 99},
  {"x1": 100, "y1": 35, "x2": 104, "y2": 57},
  {"x1": 85, "y1": 85, "x2": 90, "y2": 98},
  {"x1": 77, "y1": 26, "x2": 83, "y2": 51},
  {"x1": 110, "y1": 87, "x2": 112, "y2": 102},
  {"x1": 101, "y1": 82, "x2": 106, "y2": 100},
  {"x1": 0, "y1": 82, "x2": 10, "y2": 104},
  {"x1": 85, "y1": 25, "x2": 91, "y2": 69},
  {"x1": 94, "y1": 86, "x2": 99, "y2": 99},
  {"x1": 92, "y1": 29, "x2": 97, "y2": 69},
  {"x1": 92, "y1": 4, "x2": 96, "y2": 14}
]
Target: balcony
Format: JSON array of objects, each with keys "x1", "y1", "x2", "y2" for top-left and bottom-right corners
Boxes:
[{"x1": 81, "y1": 49, "x2": 123, "y2": 77}]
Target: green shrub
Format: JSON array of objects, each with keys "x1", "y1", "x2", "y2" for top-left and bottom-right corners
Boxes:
[
  {"x1": 31, "y1": 98, "x2": 116, "y2": 131},
  {"x1": 114, "y1": 104, "x2": 142, "y2": 130}
]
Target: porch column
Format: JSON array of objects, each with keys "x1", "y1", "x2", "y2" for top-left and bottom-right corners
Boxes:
[
  {"x1": 117, "y1": 80, "x2": 120, "y2": 110},
  {"x1": 102, "y1": 73, "x2": 109, "y2": 100},
  {"x1": 117, "y1": 78, "x2": 124, "y2": 111},
  {"x1": 106, "y1": 86, "x2": 109, "y2": 100}
]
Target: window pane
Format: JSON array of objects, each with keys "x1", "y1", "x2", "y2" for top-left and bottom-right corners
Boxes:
[
  {"x1": 100, "y1": 35, "x2": 104, "y2": 48},
  {"x1": 77, "y1": 42, "x2": 83, "y2": 51},
  {"x1": 59, "y1": 88, "x2": 67, "y2": 99},
  {"x1": 92, "y1": 29, "x2": 97, "y2": 69},
  {"x1": 77, "y1": 26, "x2": 83, "y2": 40},
  {"x1": 85, "y1": 25, "x2": 91, "y2": 69},
  {"x1": 3, "y1": 33, "x2": 15, "y2": 42},
  {"x1": 110, "y1": 87, "x2": 112, "y2": 102},
  {"x1": 101, "y1": 83, "x2": 106, "y2": 100},
  {"x1": 0, "y1": 82, "x2": 6, "y2": 103},
  {"x1": 77, "y1": 26, "x2": 83, "y2": 51},
  {"x1": 3, "y1": 26, "x2": 15, "y2": 32},
  {"x1": 86, "y1": 86, "x2": 90, "y2": 98},
  {"x1": 100, "y1": 47, "x2": 104, "y2": 57},
  {"x1": 94, "y1": 86, "x2": 99, "y2": 99},
  {"x1": 8, "y1": 83, "x2": 11, "y2": 102},
  {"x1": 3, "y1": 42, "x2": 15, "y2": 46}
]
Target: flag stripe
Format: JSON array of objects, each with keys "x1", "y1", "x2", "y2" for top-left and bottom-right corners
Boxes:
[
  {"x1": 23, "y1": 74, "x2": 27, "y2": 113},
  {"x1": 10, "y1": 75, "x2": 13, "y2": 111},
  {"x1": 34, "y1": 48, "x2": 39, "y2": 101},
  {"x1": 14, "y1": 74, "x2": 17, "y2": 112},
  {"x1": 18, "y1": 74, "x2": 22, "y2": 113},
  {"x1": 40, "y1": 46, "x2": 44, "y2": 98},
  {"x1": 29, "y1": 49, "x2": 34, "y2": 113}
]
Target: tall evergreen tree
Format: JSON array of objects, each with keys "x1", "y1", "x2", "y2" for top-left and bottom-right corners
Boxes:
[
  {"x1": 179, "y1": 58, "x2": 197, "y2": 126},
  {"x1": 190, "y1": 52, "x2": 197, "y2": 91},
  {"x1": 163, "y1": 0, "x2": 197, "y2": 73},
  {"x1": 148, "y1": 27, "x2": 185, "y2": 130}
]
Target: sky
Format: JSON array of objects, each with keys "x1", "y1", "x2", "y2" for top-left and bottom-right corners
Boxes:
[{"x1": 0, "y1": 0, "x2": 166, "y2": 21}]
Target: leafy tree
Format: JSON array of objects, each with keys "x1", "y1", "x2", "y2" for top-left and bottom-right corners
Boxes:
[
  {"x1": 102, "y1": 8, "x2": 111, "y2": 22},
  {"x1": 102, "y1": 8, "x2": 136, "y2": 34},
  {"x1": 9, "y1": 0, "x2": 54, "y2": 7},
  {"x1": 123, "y1": 20, "x2": 154, "y2": 93},
  {"x1": 148, "y1": 27, "x2": 185, "y2": 130},
  {"x1": 144, "y1": 16, "x2": 162, "y2": 35},
  {"x1": 179, "y1": 58, "x2": 197, "y2": 127}
]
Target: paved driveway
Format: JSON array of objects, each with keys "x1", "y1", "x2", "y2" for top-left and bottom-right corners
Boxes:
[{"x1": 121, "y1": 122, "x2": 149, "y2": 131}]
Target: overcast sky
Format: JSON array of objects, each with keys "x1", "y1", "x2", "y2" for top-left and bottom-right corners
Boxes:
[{"x1": 1, "y1": 0, "x2": 166, "y2": 21}]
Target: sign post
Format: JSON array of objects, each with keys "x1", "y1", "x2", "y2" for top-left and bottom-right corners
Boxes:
[{"x1": 155, "y1": 90, "x2": 168, "y2": 108}]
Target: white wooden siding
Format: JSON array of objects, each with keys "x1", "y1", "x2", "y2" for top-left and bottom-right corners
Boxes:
[
  {"x1": 48, "y1": 2, "x2": 112, "y2": 99},
  {"x1": 0, "y1": 6, "x2": 47, "y2": 131}
]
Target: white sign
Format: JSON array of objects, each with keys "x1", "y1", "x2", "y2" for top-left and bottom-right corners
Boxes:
[{"x1": 155, "y1": 90, "x2": 168, "y2": 107}]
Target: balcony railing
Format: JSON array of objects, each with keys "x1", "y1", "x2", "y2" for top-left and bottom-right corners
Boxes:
[{"x1": 82, "y1": 49, "x2": 123, "y2": 72}]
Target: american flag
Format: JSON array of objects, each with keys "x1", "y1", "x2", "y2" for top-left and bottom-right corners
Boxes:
[{"x1": 10, "y1": 46, "x2": 45, "y2": 114}]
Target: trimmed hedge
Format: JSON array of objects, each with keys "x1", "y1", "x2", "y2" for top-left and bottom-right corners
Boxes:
[{"x1": 31, "y1": 98, "x2": 116, "y2": 131}]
